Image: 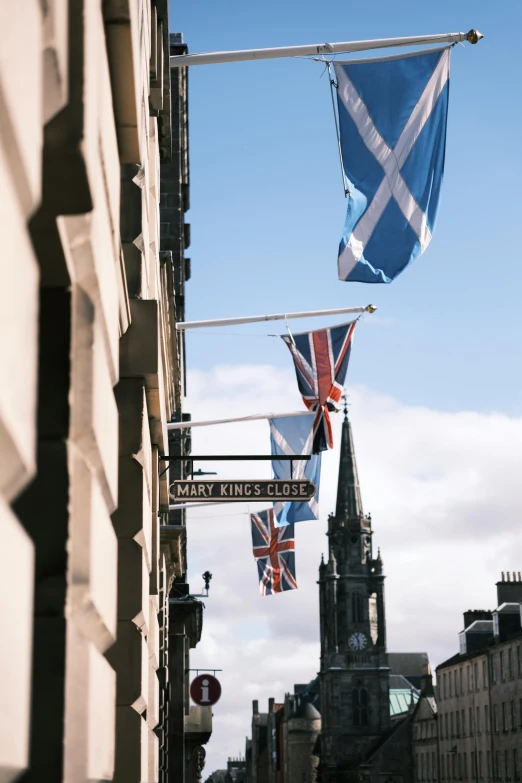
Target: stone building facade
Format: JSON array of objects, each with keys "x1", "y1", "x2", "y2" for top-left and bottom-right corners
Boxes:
[
  {"x1": 245, "y1": 688, "x2": 320, "y2": 783},
  {"x1": 0, "y1": 3, "x2": 209, "y2": 783},
  {"x1": 412, "y1": 687, "x2": 438, "y2": 782},
  {"x1": 434, "y1": 575, "x2": 522, "y2": 783}
]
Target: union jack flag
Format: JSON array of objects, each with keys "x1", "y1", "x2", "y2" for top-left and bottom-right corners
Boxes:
[
  {"x1": 251, "y1": 509, "x2": 297, "y2": 596},
  {"x1": 282, "y1": 320, "x2": 357, "y2": 454}
]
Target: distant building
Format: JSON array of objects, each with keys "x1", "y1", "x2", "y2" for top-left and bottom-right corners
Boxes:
[
  {"x1": 206, "y1": 758, "x2": 247, "y2": 783},
  {"x1": 434, "y1": 574, "x2": 522, "y2": 783}
]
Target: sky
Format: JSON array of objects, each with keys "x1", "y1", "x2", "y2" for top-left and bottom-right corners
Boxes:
[{"x1": 168, "y1": 0, "x2": 522, "y2": 774}]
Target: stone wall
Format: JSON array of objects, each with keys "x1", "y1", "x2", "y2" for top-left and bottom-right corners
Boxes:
[{"x1": 0, "y1": 3, "x2": 201, "y2": 782}]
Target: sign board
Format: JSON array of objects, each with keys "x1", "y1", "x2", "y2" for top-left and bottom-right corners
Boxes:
[
  {"x1": 190, "y1": 674, "x2": 222, "y2": 706},
  {"x1": 169, "y1": 479, "x2": 316, "y2": 503}
]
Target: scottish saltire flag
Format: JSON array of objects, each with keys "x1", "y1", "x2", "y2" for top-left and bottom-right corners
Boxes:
[
  {"x1": 334, "y1": 46, "x2": 450, "y2": 283},
  {"x1": 269, "y1": 413, "x2": 321, "y2": 527},
  {"x1": 282, "y1": 320, "x2": 356, "y2": 453},
  {"x1": 251, "y1": 509, "x2": 297, "y2": 596}
]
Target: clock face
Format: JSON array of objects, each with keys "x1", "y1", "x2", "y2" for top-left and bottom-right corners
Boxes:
[{"x1": 349, "y1": 632, "x2": 368, "y2": 651}]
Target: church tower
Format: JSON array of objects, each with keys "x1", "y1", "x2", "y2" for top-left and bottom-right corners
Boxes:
[{"x1": 318, "y1": 408, "x2": 389, "y2": 782}]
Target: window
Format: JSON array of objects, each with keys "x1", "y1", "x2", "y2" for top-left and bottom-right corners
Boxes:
[
  {"x1": 445, "y1": 713, "x2": 449, "y2": 739},
  {"x1": 494, "y1": 704, "x2": 500, "y2": 733},
  {"x1": 503, "y1": 702, "x2": 509, "y2": 732},
  {"x1": 483, "y1": 658, "x2": 488, "y2": 688},
  {"x1": 492, "y1": 654, "x2": 497, "y2": 683},
  {"x1": 459, "y1": 668, "x2": 463, "y2": 695},
  {"x1": 488, "y1": 751, "x2": 492, "y2": 780},
  {"x1": 501, "y1": 651, "x2": 505, "y2": 681},
  {"x1": 458, "y1": 753, "x2": 462, "y2": 780},
  {"x1": 517, "y1": 645, "x2": 521, "y2": 677},
  {"x1": 485, "y1": 704, "x2": 490, "y2": 733},
  {"x1": 449, "y1": 671, "x2": 453, "y2": 697},
  {"x1": 479, "y1": 751, "x2": 484, "y2": 779},
  {"x1": 506, "y1": 749, "x2": 511, "y2": 781},
  {"x1": 477, "y1": 705, "x2": 481, "y2": 733},
  {"x1": 443, "y1": 672, "x2": 447, "y2": 699},
  {"x1": 508, "y1": 648, "x2": 513, "y2": 679},
  {"x1": 456, "y1": 710, "x2": 460, "y2": 737},
  {"x1": 463, "y1": 752, "x2": 468, "y2": 779},
  {"x1": 428, "y1": 752, "x2": 432, "y2": 780},
  {"x1": 452, "y1": 753, "x2": 457, "y2": 780},
  {"x1": 462, "y1": 709, "x2": 466, "y2": 736},
  {"x1": 514, "y1": 749, "x2": 520, "y2": 781},
  {"x1": 511, "y1": 701, "x2": 516, "y2": 732},
  {"x1": 369, "y1": 592, "x2": 378, "y2": 644},
  {"x1": 451, "y1": 712, "x2": 454, "y2": 737},
  {"x1": 433, "y1": 752, "x2": 437, "y2": 781},
  {"x1": 417, "y1": 754, "x2": 421, "y2": 780},
  {"x1": 455, "y1": 670, "x2": 459, "y2": 696},
  {"x1": 467, "y1": 665, "x2": 472, "y2": 692},
  {"x1": 352, "y1": 592, "x2": 363, "y2": 623},
  {"x1": 469, "y1": 706, "x2": 474, "y2": 735},
  {"x1": 475, "y1": 662, "x2": 480, "y2": 690},
  {"x1": 496, "y1": 751, "x2": 502, "y2": 780},
  {"x1": 352, "y1": 685, "x2": 368, "y2": 726},
  {"x1": 441, "y1": 754, "x2": 445, "y2": 781}
]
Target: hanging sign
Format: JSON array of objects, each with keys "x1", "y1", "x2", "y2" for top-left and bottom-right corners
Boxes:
[
  {"x1": 190, "y1": 674, "x2": 222, "y2": 706},
  {"x1": 170, "y1": 479, "x2": 316, "y2": 503}
]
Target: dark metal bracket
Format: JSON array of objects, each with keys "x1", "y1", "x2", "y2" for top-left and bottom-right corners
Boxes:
[{"x1": 159, "y1": 453, "x2": 310, "y2": 480}]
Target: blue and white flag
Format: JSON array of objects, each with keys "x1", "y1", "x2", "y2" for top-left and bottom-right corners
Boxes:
[
  {"x1": 269, "y1": 413, "x2": 321, "y2": 527},
  {"x1": 334, "y1": 47, "x2": 450, "y2": 284}
]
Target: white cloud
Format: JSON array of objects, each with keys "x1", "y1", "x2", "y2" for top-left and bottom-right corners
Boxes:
[{"x1": 182, "y1": 364, "x2": 522, "y2": 775}]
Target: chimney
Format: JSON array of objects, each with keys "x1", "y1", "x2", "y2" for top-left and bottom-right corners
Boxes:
[
  {"x1": 463, "y1": 609, "x2": 492, "y2": 629},
  {"x1": 253, "y1": 700, "x2": 259, "y2": 716},
  {"x1": 268, "y1": 697, "x2": 274, "y2": 713},
  {"x1": 420, "y1": 662, "x2": 434, "y2": 696},
  {"x1": 497, "y1": 572, "x2": 522, "y2": 606}
]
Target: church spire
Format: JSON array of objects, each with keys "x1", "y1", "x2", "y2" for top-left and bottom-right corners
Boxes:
[{"x1": 335, "y1": 404, "x2": 364, "y2": 519}]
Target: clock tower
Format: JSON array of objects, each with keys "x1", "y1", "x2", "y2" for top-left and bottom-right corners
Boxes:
[{"x1": 318, "y1": 408, "x2": 390, "y2": 782}]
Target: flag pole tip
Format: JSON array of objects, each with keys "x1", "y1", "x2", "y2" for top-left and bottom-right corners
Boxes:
[
  {"x1": 466, "y1": 29, "x2": 483, "y2": 44},
  {"x1": 365, "y1": 304, "x2": 378, "y2": 313}
]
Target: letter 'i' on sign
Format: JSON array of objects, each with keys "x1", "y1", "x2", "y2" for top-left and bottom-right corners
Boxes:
[{"x1": 189, "y1": 674, "x2": 222, "y2": 706}]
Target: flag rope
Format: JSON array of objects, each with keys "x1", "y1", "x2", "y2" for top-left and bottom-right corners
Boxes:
[{"x1": 327, "y1": 61, "x2": 350, "y2": 198}]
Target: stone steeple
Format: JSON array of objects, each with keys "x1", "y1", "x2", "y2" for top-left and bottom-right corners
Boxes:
[
  {"x1": 334, "y1": 409, "x2": 364, "y2": 520},
  {"x1": 317, "y1": 406, "x2": 390, "y2": 782}
]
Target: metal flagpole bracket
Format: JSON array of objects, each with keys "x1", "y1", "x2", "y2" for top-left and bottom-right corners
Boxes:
[{"x1": 170, "y1": 31, "x2": 483, "y2": 67}]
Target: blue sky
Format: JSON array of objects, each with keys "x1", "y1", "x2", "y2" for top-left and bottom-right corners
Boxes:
[
  {"x1": 170, "y1": 0, "x2": 522, "y2": 415},
  {"x1": 167, "y1": 3, "x2": 522, "y2": 770}
]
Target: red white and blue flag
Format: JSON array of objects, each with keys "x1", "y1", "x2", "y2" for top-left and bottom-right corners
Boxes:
[
  {"x1": 251, "y1": 509, "x2": 297, "y2": 596},
  {"x1": 282, "y1": 320, "x2": 357, "y2": 454}
]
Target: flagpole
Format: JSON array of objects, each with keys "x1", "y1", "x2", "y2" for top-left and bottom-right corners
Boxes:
[
  {"x1": 170, "y1": 30, "x2": 483, "y2": 67},
  {"x1": 167, "y1": 410, "x2": 312, "y2": 431},
  {"x1": 176, "y1": 303, "x2": 376, "y2": 331}
]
